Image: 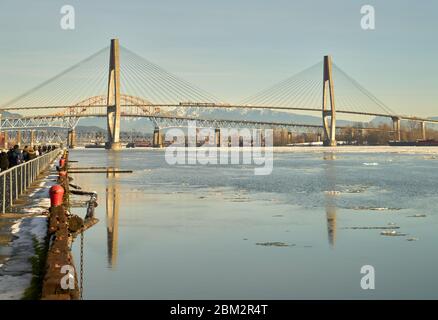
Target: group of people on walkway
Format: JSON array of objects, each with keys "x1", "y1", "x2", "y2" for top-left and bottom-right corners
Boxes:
[{"x1": 0, "y1": 145, "x2": 58, "y2": 172}]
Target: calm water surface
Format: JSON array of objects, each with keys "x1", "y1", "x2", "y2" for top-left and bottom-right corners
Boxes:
[{"x1": 70, "y1": 149, "x2": 438, "y2": 299}]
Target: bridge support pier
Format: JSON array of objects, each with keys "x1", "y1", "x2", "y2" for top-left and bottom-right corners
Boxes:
[
  {"x1": 3, "y1": 131, "x2": 8, "y2": 149},
  {"x1": 392, "y1": 117, "x2": 401, "y2": 141},
  {"x1": 215, "y1": 128, "x2": 221, "y2": 147},
  {"x1": 322, "y1": 55, "x2": 337, "y2": 147},
  {"x1": 106, "y1": 39, "x2": 122, "y2": 150},
  {"x1": 68, "y1": 129, "x2": 76, "y2": 149},
  {"x1": 287, "y1": 132, "x2": 292, "y2": 145},
  {"x1": 16, "y1": 131, "x2": 21, "y2": 147},
  {"x1": 421, "y1": 121, "x2": 426, "y2": 140},
  {"x1": 153, "y1": 128, "x2": 163, "y2": 148},
  {"x1": 30, "y1": 130, "x2": 36, "y2": 147}
]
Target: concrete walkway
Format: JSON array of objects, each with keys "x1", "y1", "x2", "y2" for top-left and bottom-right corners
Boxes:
[{"x1": 0, "y1": 164, "x2": 58, "y2": 299}]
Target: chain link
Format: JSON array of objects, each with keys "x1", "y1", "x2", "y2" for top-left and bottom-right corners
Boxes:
[{"x1": 80, "y1": 230, "x2": 84, "y2": 300}]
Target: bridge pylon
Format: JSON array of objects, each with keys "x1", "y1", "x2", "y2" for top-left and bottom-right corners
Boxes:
[
  {"x1": 322, "y1": 55, "x2": 337, "y2": 147},
  {"x1": 105, "y1": 39, "x2": 122, "y2": 150},
  {"x1": 392, "y1": 117, "x2": 401, "y2": 141}
]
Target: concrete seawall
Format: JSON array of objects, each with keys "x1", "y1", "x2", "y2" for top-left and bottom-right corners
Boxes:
[{"x1": 41, "y1": 149, "x2": 98, "y2": 300}]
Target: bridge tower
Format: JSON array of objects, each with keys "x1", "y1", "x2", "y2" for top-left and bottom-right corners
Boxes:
[
  {"x1": 322, "y1": 55, "x2": 337, "y2": 146},
  {"x1": 105, "y1": 39, "x2": 122, "y2": 150}
]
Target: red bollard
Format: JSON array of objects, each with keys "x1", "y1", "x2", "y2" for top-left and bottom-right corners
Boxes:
[
  {"x1": 59, "y1": 158, "x2": 66, "y2": 168},
  {"x1": 49, "y1": 185, "x2": 65, "y2": 207}
]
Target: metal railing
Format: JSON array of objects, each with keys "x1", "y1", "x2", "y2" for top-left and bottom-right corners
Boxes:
[{"x1": 0, "y1": 148, "x2": 61, "y2": 213}]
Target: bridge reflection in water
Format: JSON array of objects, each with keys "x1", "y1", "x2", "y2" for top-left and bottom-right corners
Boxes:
[
  {"x1": 101, "y1": 152, "x2": 339, "y2": 270},
  {"x1": 106, "y1": 152, "x2": 120, "y2": 268},
  {"x1": 323, "y1": 152, "x2": 337, "y2": 247}
]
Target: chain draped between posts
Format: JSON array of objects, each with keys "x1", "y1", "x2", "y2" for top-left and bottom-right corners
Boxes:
[{"x1": 80, "y1": 230, "x2": 84, "y2": 300}]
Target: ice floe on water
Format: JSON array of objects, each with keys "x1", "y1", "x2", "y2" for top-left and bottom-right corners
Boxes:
[
  {"x1": 343, "y1": 225, "x2": 400, "y2": 230},
  {"x1": 324, "y1": 190, "x2": 341, "y2": 196},
  {"x1": 423, "y1": 155, "x2": 438, "y2": 160},
  {"x1": 349, "y1": 206, "x2": 402, "y2": 211},
  {"x1": 380, "y1": 230, "x2": 407, "y2": 236},
  {"x1": 324, "y1": 187, "x2": 369, "y2": 195},
  {"x1": 255, "y1": 242, "x2": 295, "y2": 247},
  {"x1": 271, "y1": 146, "x2": 438, "y2": 154},
  {"x1": 363, "y1": 162, "x2": 379, "y2": 166},
  {"x1": 342, "y1": 185, "x2": 369, "y2": 194}
]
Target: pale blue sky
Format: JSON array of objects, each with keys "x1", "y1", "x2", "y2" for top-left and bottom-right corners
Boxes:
[{"x1": 0, "y1": 0, "x2": 437, "y2": 116}]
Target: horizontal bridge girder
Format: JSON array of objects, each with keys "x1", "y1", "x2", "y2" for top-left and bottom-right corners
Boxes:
[
  {"x1": 0, "y1": 117, "x2": 79, "y2": 131},
  {"x1": 0, "y1": 112, "x2": 390, "y2": 133},
  {"x1": 2, "y1": 103, "x2": 437, "y2": 124}
]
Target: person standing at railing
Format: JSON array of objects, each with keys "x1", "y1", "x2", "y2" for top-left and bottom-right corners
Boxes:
[
  {"x1": 0, "y1": 151, "x2": 9, "y2": 171},
  {"x1": 38, "y1": 145, "x2": 43, "y2": 156},
  {"x1": 28, "y1": 146, "x2": 37, "y2": 160},
  {"x1": 8, "y1": 145, "x2": 23, "y2": 167},
  {"x1": 22, "y1": 146, "x2": 30, "y2": 162}
]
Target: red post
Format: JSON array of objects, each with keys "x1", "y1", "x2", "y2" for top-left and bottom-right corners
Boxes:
[{"x1": 49, "y1": 185, "x2": 65, "y2": 207}]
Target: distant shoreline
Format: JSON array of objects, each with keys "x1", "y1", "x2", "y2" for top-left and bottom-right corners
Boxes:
[{"x1": 69, "y1": 146, "x2": 438, "y2": 154}]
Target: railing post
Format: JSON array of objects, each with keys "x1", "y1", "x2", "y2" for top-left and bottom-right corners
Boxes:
[
  {"x1": 15, "y1": 169, "x2": 18, "y2": 200},
  {"x1": 20, "y1": 166, "x2": 23, "y2": 195},
  {"x1": 2, "y1": 176, "x2": 5, "y2": 213},
  {"x1": 9, "y1": 171, "x2": 12, "y2": 207},
  {"x1": 24, "y1": 162, "x2": 27, "y2": 190}
]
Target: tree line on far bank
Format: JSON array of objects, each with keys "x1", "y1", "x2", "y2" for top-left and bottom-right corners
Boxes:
[{"x1": 290, "y1": 122, "x2": 438, "y2": 145}]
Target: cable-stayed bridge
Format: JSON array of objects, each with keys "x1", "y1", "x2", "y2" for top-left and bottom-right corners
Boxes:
[{"x1": 0, "y1": 39, "x2": 436, "y2": 148}]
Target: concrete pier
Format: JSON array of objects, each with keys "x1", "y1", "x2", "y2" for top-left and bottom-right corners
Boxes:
[
  {"x1": 392, "y1": 117, "x2": 401, "y2": 141},
  {"x1": 16, "y1": 131, "x2": 21, "y2": 147},
  {"x1": 215, "y1": 128, "x2": 221, "y2": 147},
  {"x1": 2, "y1": 131, "x2": 8, "y2": 149},
  {"x1": 68, "y1": 129, "x2": 76, "y2": 149},
  {"x1": 30, "y1": 130, "x2": 35, "y2": 147},
  {"x1": 153, "y1": 128, "x2": 163, "y2": 148},
  {"x1": 421, "y1": 121, "x2": 427, "y2": 140}
]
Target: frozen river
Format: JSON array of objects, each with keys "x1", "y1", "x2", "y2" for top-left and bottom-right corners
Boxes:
[{"x1": 70, "y1": 147, "x2": 438, "y2": 299}]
